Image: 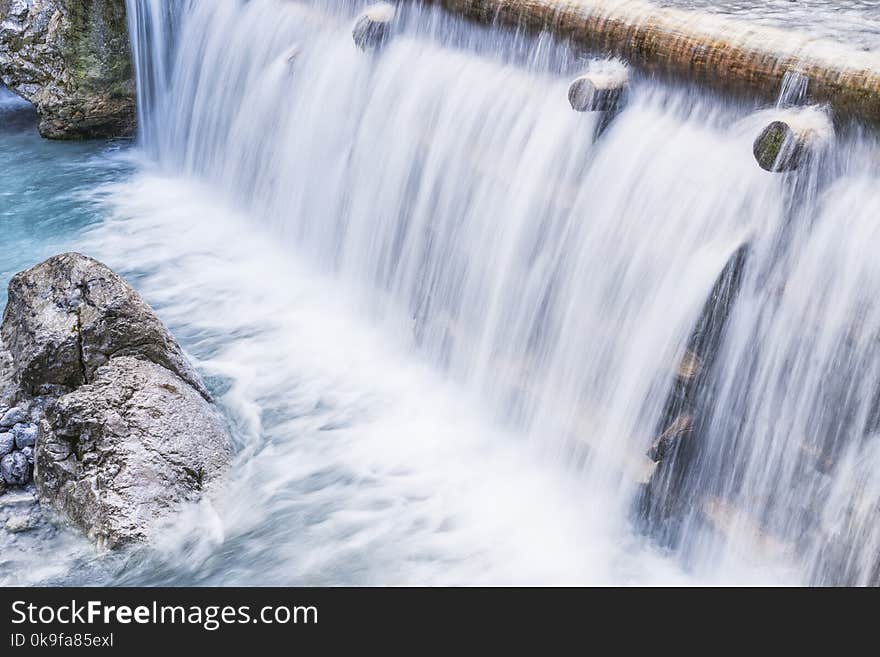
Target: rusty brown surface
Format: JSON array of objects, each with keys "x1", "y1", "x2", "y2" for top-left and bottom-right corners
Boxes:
[{"x1": 423, "y1": 0, "x2": 880, "y2": 123}]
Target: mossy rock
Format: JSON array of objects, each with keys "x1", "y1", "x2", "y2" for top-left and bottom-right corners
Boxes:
[
  {"x1": 753, "y1": 121, "x2": 798, "y2": 172},
  {"x1": 0, "y1": 0, "x2": 135, "y2": 139}
]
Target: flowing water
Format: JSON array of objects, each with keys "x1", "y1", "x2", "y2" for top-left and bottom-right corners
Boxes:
[
  {"x1": 2, "y1": 0, "x2": 879, "y2": 585},
  {"x1": 660, "y1": 1, "x2": 880, "y2": 51},
  {"x1": 0, "y1": 88, "x2": 131, "y2": 306}
]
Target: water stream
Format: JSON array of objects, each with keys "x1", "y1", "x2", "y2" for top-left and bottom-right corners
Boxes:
[{"x1": 2, "y1": 0, "x2": 878, "y2": 585}]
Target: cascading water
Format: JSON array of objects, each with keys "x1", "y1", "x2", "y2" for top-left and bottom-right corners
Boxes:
[
  {"x1": 8, "y1": 0, "x2": 877, "y2": 585},
  {"x1": 668, "y1": 154, "x2": 880, "y2": 586}
]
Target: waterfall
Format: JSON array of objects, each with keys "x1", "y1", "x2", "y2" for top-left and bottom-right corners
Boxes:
[
  {"x1": 126, "y1": 0, "x2": 188, "y2": 149},
  {"x1": 117, "y1": 0, "x2": 880, "y2": 585}
]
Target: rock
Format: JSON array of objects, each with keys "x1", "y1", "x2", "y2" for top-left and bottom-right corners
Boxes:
[
  {"x1": 0, "y1": 0, "x2": 135, "y2": 139},
  {"x1": 676, "y1": 350, "x2": 701, "y2": 382},
  {"x1": 12, "y1": 423, "x2": 37, "y2": 449},
  {"x1": 1, "y1": 451, "x2": 30, "y2": 486},
  {"x1": 37, "y1": 356, "x2": 232, "y2": 548},
  {"x1": 0, "y1": 252, "x2": 232, "y2": 547},
  {"x1": 352, "y1": 3, "x2": 396, "y2": 51},
  {"x1": 567, "y1": 60, "x2": 630, "y2": 113},
  {"x1": 27, "y1": 395, "x2": 57, "y2": 423},
  {"x1": 753, "y1": 107, "x2": 833, "y2": 172},
  {"x1": 568, "y1": 60, "x2": 630, "y2": 139},
  {"x1": 640, "y1": 245, "x2": 749, "y2": 529},
  {"x1": 0, "y1": 486, "x2": 36, "y2": 510},
  {"x1": 0, "y1": 406, "x2": 26, "y2": 427},
  {"x1": 2, "y1": 252, "x2": 210, "y2": 399},
  {"x1": 0, "y1": 340, "x2": 16, "y2": 403},
  {"x1": 0, "y1": 432, "x2": 13, "y2": 457},
  {"x1": 282, "y1": 45, "x2": 301, "y2": 67},
  {"x1": 37, "y1": 419, "x2": 69, "y2": 461},
  {"x1": 648, "y1": 414, "x2": 693, "y2": 462},
  {"x1": 5, "y1": 513, "x2": 33, "y2": 533},
  {"x1": 0, "y1": 486, "x2": 56, "y2": 561},
  {"x1": 754, "y1": 122, "x2": 797, "y2": 172}
]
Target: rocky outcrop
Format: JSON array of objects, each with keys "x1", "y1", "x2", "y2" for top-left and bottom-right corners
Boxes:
[
  {"x1": 37, "y1": 356, "x2": 230, "y2": 548},
  {"x1": 0, "y1": 0, "x2": 135, "y2": 139},
  {"x1": 0, "y1": 253, "x2": 232, "y2": 548},
  {"x1": 2, "y1": 252, "x2": 208, "y2": 398}
]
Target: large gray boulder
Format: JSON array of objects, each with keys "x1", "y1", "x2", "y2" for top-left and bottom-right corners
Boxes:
[
  {"x1": 2, "y1": 252, "x2": 209, "y2": 399},
  {"x1": 0, "y1": 0, "x2": 135, "y2": 139},
  {"x1": 0, "y1": 253, "x2": 232, "y2": 548},
  {"x1": 37, "y1": 356, "x2": 231, "y2": 548}
]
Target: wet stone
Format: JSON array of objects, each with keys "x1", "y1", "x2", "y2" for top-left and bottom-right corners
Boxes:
[
  {"x1": 0, "y1": 487, "x2": 37, "y2": 509},
  {"x1": 12, "y1": 423, "x2": 37, "y2": 449},
  {"x1": 1, "y1": 451, "x2": 30, "y2": 486},
  {"x1": 0, "y1": 432, "x2": 13, "y2": 457},
  {"x1": 5, "y1": 514, "x2": 33, "y2": 533},
  {"x1": 352, "y1": 3, "x2": 395, "y2": 51},
  {"x1": 0, "y1": 407, "x2": 26, "y2": 428}
]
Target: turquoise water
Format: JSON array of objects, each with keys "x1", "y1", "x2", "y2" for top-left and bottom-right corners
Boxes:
[
  {"x1": 0, "y1": 89, "x2": 137, "y2": 584},
  {"x1": 0, "y1": 88, "x2": 133, "y2": 307}
]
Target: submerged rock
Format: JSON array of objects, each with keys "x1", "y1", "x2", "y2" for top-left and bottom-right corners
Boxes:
[
  {"x1": 647, "y1": 413, "x2": 693, "y2": 463},
  {"x1": 640, "y1": 245, "x2": 749, "y2": 531},
  {"x1": 0, "y1": 0, "x2": 135, "y2": 139},
  {"x1": 352, "y1": 3, "x2": 396, "y2": 51},
  {"x1": 0, "y1": 485, "x2": 52, "y2": 544},
  {"x1": 752, "y1": 107, "x2": 833, "y2": 172},
  {"x1": 5, "y1": 512, "x2": 34, "y2": 533},
  {"x1": 0, "y1": 252, "x2": 232, "y2": 548}
]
